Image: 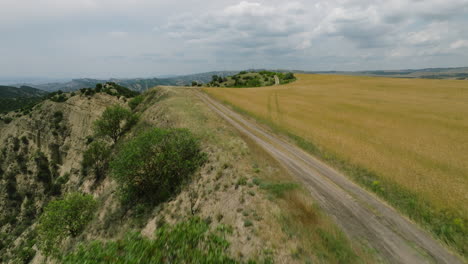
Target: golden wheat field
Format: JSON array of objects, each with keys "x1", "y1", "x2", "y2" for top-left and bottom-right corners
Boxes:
[{"x1": 204, "y1": 74, "x2": 468, "y2": 216}]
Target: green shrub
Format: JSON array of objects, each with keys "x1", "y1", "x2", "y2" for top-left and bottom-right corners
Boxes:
[
  {"x1": 3, "y1": 117, "x2": 13, "y2": 124},
  {"x1": 53, "y1": 111, "x2": 63, "y2": 124},
  {"x1": 110, "y1": 128, "x2": 207, "y2": 204},
  {"x1": 50, "y1": 94, "x2": 67, "y2": 102},
  {"x1": 37, "y1": 193, "x2": 97, "y2": 256},
  {"x1": 82, "y1": 141, "x2": 111, "y2": 179},
  {"x1": 103, "y1": 82, "x2": 139, "y2": 98},
  {"x1": 34, "y1": 152, "x2": 52, "y2": 188},
  {"x1": 128, "y1": 95, "x2": 144, "y2": 110},
  {"x1": 62, "y1": 217, "x2": 237, "y2": 263},
  {"x1": 95, "y1": 83, "x2": 103, "y2": 92},
  {"x1": 20, "y1": 136, "x2": 29, "y2": 145},
  {"x1": 94, "y1": 105, "x2": 138, "y2": 143}
]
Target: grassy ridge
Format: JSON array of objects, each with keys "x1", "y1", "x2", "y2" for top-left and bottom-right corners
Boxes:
[
  {"x1": 204, "y1": 75, "x2": 468, "y2": 256},
  {"x1": 154, "y1": 88, "x2": 376, "y2": 262}
]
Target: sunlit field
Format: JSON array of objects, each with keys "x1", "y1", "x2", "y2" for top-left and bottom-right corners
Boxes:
[{"x1": 204, "y1": 74, "x2": 468, "y2": 253}]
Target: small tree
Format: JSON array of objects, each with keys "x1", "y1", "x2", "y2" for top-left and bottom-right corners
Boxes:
[
  {"x1": 286, "y1": 72, "x2": 294, "y2": 79},
  {"x1": 110, "y1": 128, "x2": 207, "y2": 204},
  {"x1": 82, "y1": 140, "x2": 111, "y2": 179},
  {"x1": 95, "y1": 83, "x2": 103, "y2": 92},
  {"x1": 37, "y1": 193, "x2": 97, "y2": 256},
  {"x1": 94, "y1": 105, "x2": 138, "y2": 143},
  {"x1": 191, "y1": 81, "x2": 198, "y2": 87}
]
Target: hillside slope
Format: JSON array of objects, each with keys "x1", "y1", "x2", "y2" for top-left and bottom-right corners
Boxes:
[{"x1": 0, "y1": 86, "x2": 376, "y2": 263}]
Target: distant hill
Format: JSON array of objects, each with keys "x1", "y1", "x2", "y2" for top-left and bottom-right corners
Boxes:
[
  {"x1": 0, "y1": 85, "x2": 47, "y2": 98},
  {"x1": 311, "y1": 67, "x2": 468, "y2": 79},
  {"x1": 6, "y1": 71, "x2": 239, "y2": 92},
  {"x1": 0, "y1": 85, "x2": 48, "y2": 113},
  {"x1": 22, "y1": 71, "x2": 239, "y2": 92},
  {"x1": 4, "y1": 67, "x2": 466, "y2": 94}
]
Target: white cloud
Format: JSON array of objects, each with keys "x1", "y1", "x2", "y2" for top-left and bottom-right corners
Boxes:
[
  {"x1": 450, "y1": 40, "x2": 468, "y2": 49},
  {"x1": 0, "y1": 0, "x2": 468, "y2": 77}
]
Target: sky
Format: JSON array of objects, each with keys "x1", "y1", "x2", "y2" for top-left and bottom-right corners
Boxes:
[{"x1": 1, "y1": 0, "x2": 468, "y2": 79}]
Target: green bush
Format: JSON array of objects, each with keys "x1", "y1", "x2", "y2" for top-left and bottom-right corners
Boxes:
[
  {"x1": 284, "y1": 72, "x2": 295, "y2": 80},
  {"x1": 53, "y1": 111, "x2": 63, "y2": 124},
  {"x1": 37, "y1": 193, "x2": 97, "y2": 256},
  {"x1": 94, "y1": 105, "x2": 138, "y2": 143},
  {"x1": 82, "y1": 141, "x2": 111, "y2": 179},
  {"x1": 110, "y1": 128, "x2": 207, "y2": 204},
  {"x1": 95, "y1": 83, "x2": 103, "y2": 92},
  {"x1": 34, "y1": 152, "x2": 52, "y2": 189},
  {"x1": 128, "y1": 95, "x2": 144, "y2": 110},
  {"x1": 103, "y1": 82, "x2": 139, "y2": 98},
  {"x1": 49, "y1": 93, "x2": 67, "y2": 102},
  {"x1": 62, "y1": 217, "x2": 237, "y2": 263},
  {"x1": 3, "y1": 117, "x2": 13, "y2": 124}
]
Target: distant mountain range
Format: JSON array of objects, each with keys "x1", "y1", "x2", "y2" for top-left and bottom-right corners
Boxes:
[
  {"x1": 7, "y1": 71, "x2": 239, "y2": 92},
  {"x1": 2, "y1": 67, "x2": 467, "y2": 93}
]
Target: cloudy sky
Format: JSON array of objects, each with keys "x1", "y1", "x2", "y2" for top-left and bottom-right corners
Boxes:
[{"x1": 1, "y1": 0, "x2": 468, "y2": 79}]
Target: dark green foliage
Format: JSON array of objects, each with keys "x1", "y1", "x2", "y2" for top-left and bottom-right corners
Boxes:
[
  {"x1": 103, "y1": 82, "x2": 139, "y2": 98},
  {"x1": 2, "y1": 117, "x2": 13, "y2": 124},
  {"x1": 48, "y1": 91, "x2": 68, "y2": 102},
  {"x1": 12, "y1": 137, "x2": 20, "y2": 152},
  {"x1": 37, "y1": 193, "x2": 97, "y2": 256},
  {"x1": 80, "y1": 88, "x2": 95, "y2": 96},
  {"x1": 208, "y1": 71, "x2": 295, "y2": 88},
  {"x1": 94, "y1": 105, "x2": 138, "y2": 143},
  {"x1": 85, "y1": 136, "x2": 94, "y2": 145},
  {"x1": 110, "y1": 128, "x2": 207, "y2": 204},
  {"x1": 34, "y1": 152, "x2": 52, "y2": 188},
  {"x1": 0, "y1": 85, "x2": 47, "y2": 113},
  {"x1": 284, "y1": 72, "x2": 295, "y2": 80},
  {"x1": 62, "y1": 217, "x2": 237, "y2": 264},
  {"x1": 53, "y1": 111, "x2": 63, "y2": 123},
  {"x1": 0, "y1": 85, "x2": 45, "y2": 98},
  {"x1": 95, "y1": 83, "x2": 103, "y2": 92},
  {"x1": 128, "y1": 95, "x2": 144, "y2": 110},
  {"x1": 3, "y1": 231, "x2": 38, "y2": 264},
  {"x1": 192, "y1": 81, "x2": 199, "y2": 86},
  {"x1": 49, "y1": 143, "x2": 62, "y2": 165},
  {"x1": 246, "y1": 78, "x2": 261, "y2": 87},
  {"x1": 20, "y1": 136, "x2": 29, "y2": 145},
  {"x1": 22, "y1": 196, "x2": 37, "y2": 220},
  {"x1": 82, "y1": 141, "x2": 111, "y2": 179},
  {"x1": 5, "y1": 172, "x2": 20, "y2": 201}
]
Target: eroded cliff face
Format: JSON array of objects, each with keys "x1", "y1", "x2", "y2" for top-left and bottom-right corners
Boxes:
[{"x1": 0, "y1": 93, "x2": 121, "y2": 262}]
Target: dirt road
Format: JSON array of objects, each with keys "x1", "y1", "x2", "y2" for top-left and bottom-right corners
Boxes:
[
  {"x1": 274, "y1": 75, "x2": 280, "y2": 85},
  {"x1": 195, "y1": 90, "x2": 462, "y2": 264}
]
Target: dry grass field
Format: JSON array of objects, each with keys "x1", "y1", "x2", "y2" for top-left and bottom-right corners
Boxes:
[{"x1": 204, "y1": 74, "x2": 468, "y2": 254}]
